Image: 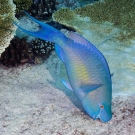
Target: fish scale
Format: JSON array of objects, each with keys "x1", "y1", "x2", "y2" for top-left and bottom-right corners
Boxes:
[
  {"x1": 65, "y1": 45, "x2": 107, "y2": 83},
  {"x1": 14, "y1": 12, "x2": 112, "y2": 122}
]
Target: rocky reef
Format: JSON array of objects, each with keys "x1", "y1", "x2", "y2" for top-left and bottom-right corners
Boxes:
[
  {"x1": 28, "y1": 0, "x2": 57, "y2": 19},
  {"x1": 0, "y1": 37, "x2": 34, "y2": 67}
]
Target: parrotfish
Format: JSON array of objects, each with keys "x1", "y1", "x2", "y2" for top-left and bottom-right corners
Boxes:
[{"x1": 14, "y1": 12, "x2": 112, "y2": 122}]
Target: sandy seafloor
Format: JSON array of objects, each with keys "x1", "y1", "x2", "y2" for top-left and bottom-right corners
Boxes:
[
  {"x1": 0, "y1": 14, "x2": 135, "y2": 135},
  {"x1": 0, "y1": 51, "x2": 135, "y2": 135}
]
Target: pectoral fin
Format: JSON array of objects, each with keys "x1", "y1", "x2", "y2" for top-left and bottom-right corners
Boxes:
[
  {"x1": 62, "y1": 80, "x2": 73, "y2": 91},
  {"x1": 79, "y1": 83, "x2": 102, "y2": 98},
  {"x1": 55, "y1": 44, "x2": 65, "y2": 63}
]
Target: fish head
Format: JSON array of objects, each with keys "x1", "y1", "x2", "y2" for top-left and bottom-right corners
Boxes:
[
  {"x1": 97, "y1": 103, "x2": 112, "y2": 122},
  {"x1": 81, "y1": 95, "x2": 112, "y2": 122}
]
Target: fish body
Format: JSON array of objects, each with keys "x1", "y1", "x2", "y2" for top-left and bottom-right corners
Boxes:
[
  {"x1": 58, "y1": 32, "x2": 112, "y2": 122},
  {"x1": 14, "y1": 12, "x2": 112, "y2": 122}
]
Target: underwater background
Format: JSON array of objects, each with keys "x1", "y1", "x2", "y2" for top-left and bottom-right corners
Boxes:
[{"x1": 0, "y1": 0, "x2": 135, "y2": 134}]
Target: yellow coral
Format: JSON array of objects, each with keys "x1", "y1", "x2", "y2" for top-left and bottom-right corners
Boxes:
[{"x1": 0, "y1": 0, "x2": 17, "y2": 56}]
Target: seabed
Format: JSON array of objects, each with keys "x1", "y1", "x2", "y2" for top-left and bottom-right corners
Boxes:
[
  {"x1": 0, "y1": 51, "x2": 135, "y2": 135},
  {"x1": 1, "y1": 3, "x2": 135, "y2": 134}
]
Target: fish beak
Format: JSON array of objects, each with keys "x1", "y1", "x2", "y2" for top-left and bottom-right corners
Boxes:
[
  {"x1": 91, "y1": 114, "x2": 97, "y2": 120},
  {"x1": 91, "y1": 114, "x2": 103, "y2": 122},
  {"x1": 91, "y1": 113, "x2": 101, "y2": 121},
  {"x1": 96, "y1": 107, "x2": 112, "y2": 123}
]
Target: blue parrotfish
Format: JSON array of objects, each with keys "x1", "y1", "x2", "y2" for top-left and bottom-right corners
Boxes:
[{"x1": 14, "y1": 12, "x2": 112, "y2": 122}]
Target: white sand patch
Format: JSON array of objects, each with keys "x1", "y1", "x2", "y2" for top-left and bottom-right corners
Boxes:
[{"x1": 0, "y1": 52, "x2": 135, "y2": 135}]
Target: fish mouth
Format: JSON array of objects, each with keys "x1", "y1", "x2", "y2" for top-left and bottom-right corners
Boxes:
[
  {"x1": 96, "y1": 110, "x2": 112, "y2": 123},
  {"x1": 91, "y1": 114, "x2": 97, "y2": 120},
  {"x1": 90, "y1": 114, "x2": 105, "y2": 122},
  {"x1": 92, "y1": 114, "x2": 106, "y2": 122},
  {"x1": 90, "y1": 114, "x2": 105, "y2": 123},
  {"x1": 85, "y1": 110, "x2": 110, "y2": 122},
  {"x1": 90, "y1": 110, "x2": 107, "y2": 122},
  {"x1": 90, "y1": 113, "x2": 99, "y2": 120}
]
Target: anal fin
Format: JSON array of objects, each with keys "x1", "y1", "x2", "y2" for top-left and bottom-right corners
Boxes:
[{"x1": 62, "y1": 80, "x2": 73, "y2": 91}]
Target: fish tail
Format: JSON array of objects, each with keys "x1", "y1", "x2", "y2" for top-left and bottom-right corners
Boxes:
[{"x1": 14, "y1": 12, "x2": 67, "y2": 46}]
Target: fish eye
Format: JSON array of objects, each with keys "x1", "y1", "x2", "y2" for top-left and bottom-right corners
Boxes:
[{"x1": 100, "y1": 105, "x2": 104, "y2": 108}]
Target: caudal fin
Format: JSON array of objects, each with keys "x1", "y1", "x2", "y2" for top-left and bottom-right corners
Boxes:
[{"x1": 14, "y1": 12, "x2": 66, "y2": 45}]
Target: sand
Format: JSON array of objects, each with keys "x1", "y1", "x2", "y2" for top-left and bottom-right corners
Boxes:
[{"x1": 0, "y1": 52, "x2": 135, "y2": 135}]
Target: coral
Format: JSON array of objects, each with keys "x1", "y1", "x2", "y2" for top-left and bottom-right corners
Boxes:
[
  {"x1": 13, "y1": 0, "x2": 32, "y2": 18},
  {"x1": 30, "y1": 38, "x2": 55, "y2": 58},
  {"x1": 52, "y1": 8, "x2": 76, "y2": 24},
  {"x1": 56, "y1": 0, "x2": 80, "y2": 9},
  {"x1": 53, "y1": 0, "x2": 135, "y2": 40},
  {"x1": 0, "y1": 0, "x2": 17, "y2": 56},
  {"x1": 0, "y1": 37, "x2": 34, "y2": 67},
  {"x1": 28, "y1": 0, "x2": 57, "y2": 19}
]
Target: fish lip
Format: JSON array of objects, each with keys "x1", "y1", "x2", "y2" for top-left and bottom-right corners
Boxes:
[
  {"x1": 96, "y1": 113, "x2": 112, "y2": 123},
  {"x1": 95, "y1": 112, "x2": 105, "y2": 122},
  {"x1": 94, "y1": 111, "x2": 105, "y2": 122},
  {"x1": 98, "y1": 117, "x2": 110, "y2": 123},
  {"x1": 90, "y1": 112, "x2": 110, "y2": 122},
  {"x1": 90, "y1": 113, "x2": 97, "y2": 120},
  {"x1": 91, "y1": 114, "x2": 102, "y2": 122},
  {"x1": 95, "y1": 115, "x2": 106, "y2": 123}
]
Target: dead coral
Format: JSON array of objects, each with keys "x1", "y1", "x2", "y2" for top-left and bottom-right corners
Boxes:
[
  {"x1": 30, "y1": 38, "x2": 55, "y2": 58},
  {"x1": 28, "y1": 0, "x2": 57, "y2": 19},
  {"x1": 0, "y1": 0, "x2": 17, "y2": 56},
  {"x1": 0, "y1": 37, "x2": 34, "y2": 67}
]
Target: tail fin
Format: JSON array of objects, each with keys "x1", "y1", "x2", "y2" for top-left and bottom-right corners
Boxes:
[{"x1": 14, "y1": 12, "x2": 67, "y2": 46}]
